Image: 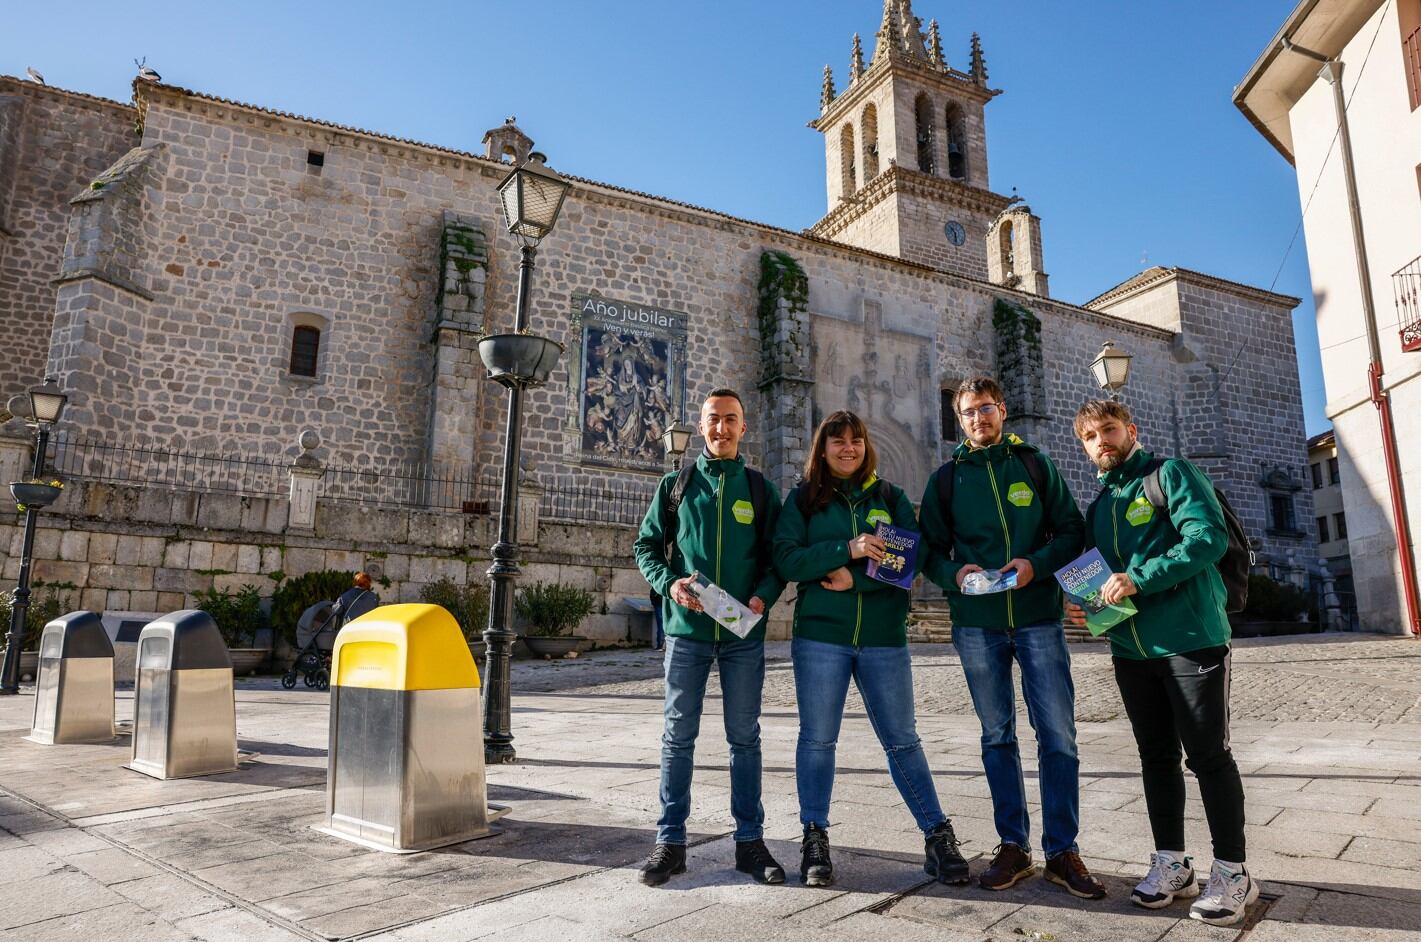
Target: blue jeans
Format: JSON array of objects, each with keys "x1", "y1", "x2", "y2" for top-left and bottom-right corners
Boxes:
[
  {"x1": 953, "y1": 621, "x2": 1080, "y2": 858},
  {"x1": 793, "y1": 637, "x2": 947, "y2": 834},
  {"x1": 657, "y1": 635, "x2": 765, "y2": 844}
]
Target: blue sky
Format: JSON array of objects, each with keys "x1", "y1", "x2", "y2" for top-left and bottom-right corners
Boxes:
[{"x1": 2, "y1": 0, "x2": 1327, "y2": 433}]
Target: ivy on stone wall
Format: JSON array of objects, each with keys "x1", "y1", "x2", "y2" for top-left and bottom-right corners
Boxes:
[
  {"x1": 992, "y1": 297, "x2": 1047, "y2": 420},
  {"x1": 757, "y1": 250, "x2": 809, "y2": 379}
]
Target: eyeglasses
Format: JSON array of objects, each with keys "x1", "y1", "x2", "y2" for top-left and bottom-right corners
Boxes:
[{"x1": 957, "y1": 402, "x2": 1003, "y2": 420}]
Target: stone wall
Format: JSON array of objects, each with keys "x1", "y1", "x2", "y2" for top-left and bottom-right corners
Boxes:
[
  {"x1": 0, "y1": 78, "x2": 136, "y2": 403},
  {"x1": 0, "y1": 477, "x2": 703, "y2": 645}
]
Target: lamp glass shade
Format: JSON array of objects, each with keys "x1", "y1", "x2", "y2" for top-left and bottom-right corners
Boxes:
[
  {"x1": 1090, "y1": 342, "x2": 1132, "y2": 391},
  {"x1": 28, "y1": 379, "x2": 67, "y2": 424},
  {"x1": 496, "y1": 153, "x2": 570, "y2": 244},
  {"x1": 662, "y1": 422, "x2": 694, "y2": 457}
]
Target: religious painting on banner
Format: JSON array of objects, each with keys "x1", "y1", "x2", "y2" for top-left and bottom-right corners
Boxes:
[{"x1": 570, "y1": 294, "x2": 689, "y2": 472}]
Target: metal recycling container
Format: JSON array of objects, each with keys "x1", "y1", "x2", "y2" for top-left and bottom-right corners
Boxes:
[
  {"x1": 318, "y1": 603, "x2": 490, "y2": 852},
  {"x1": 126, "y1": 610, "x2": 238, "y2": 779},
  {"x1": 25, "y1": 611, "x2": 116, "y2": 745}
]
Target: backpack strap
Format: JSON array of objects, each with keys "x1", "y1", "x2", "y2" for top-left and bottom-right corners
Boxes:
[
  {"x1": 933, "y1": 459, "x2": 956, "y2": 531},
  {"x1": 1015, "y1": 448, "x2": 1054, "y2": 538},
  {"x1": 745, "y1": 468, "x2": 768, "y2": 542},
  {"x1": 1140, "y1": 457, "x2": 1169, "y2": 511},
  {"x1": 661, "y1": 461, "x2": 697, "y2": 560}
]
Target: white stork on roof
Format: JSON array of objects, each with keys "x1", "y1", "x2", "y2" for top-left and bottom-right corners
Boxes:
[
  {"x1": 25, "y1": 67, "x2": 45, "y2": 85},
  {"x1": 134, "y1": 57, "x2": 161, "y2": 82}
]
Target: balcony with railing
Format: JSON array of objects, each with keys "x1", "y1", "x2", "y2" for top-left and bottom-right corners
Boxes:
[{"x1": 1396, "y1": 253, "x2": 1421, "y2": 353}]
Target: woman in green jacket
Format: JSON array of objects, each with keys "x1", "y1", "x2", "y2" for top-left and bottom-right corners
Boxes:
[{"x1": 773, "y1": 410, "x2": 968, "y2": 889}]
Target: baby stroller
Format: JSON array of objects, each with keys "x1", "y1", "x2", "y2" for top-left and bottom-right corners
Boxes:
[{"x1": 281, "y1": 601, "x2": 339, "y2": 690}]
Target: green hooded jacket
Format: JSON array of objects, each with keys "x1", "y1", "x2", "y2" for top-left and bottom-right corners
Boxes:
[
  {"x1": 1085, "y1": 446, "x2": 1232, "y2": 660},
  {"x1": 772, "y1": 475, "x2": 917, "y2": 647},
  {"x1": 634, "y1": 452, "x2": 785, "y2": 643},
  {"x1": 920, "y1": 434, "x2": 1085, "y2": 629}
]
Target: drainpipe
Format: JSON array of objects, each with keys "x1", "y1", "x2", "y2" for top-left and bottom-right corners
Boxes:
[{"x1": 1284, "y1": 40, "x2": 1421, "y2": 636}]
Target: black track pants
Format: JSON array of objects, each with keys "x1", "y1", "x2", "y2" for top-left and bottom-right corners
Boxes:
[{"x1": 1113, "y1": 645, "x2": 1246, "y2": 862}]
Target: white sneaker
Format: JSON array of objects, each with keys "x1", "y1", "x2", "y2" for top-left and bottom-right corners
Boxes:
[
  {"x1": 1189, "y1": 860, "x2": 1259, "y2": 927},
  {"x1": 1130, "y1": 851, "x2": 1198, "y2": 909}
]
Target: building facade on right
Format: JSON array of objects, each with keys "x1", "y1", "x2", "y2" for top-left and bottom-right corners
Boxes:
[{"x1": 1236, "y1": 0, "x2": 1421, "y2": 635}]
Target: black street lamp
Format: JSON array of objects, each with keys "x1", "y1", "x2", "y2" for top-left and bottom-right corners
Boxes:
[
  {"x1": 478, "y1": 153, "x2": 571, "y2": 764},
  {"x1": 1, "y1": 377, "x2": 68, "y2": 695}
]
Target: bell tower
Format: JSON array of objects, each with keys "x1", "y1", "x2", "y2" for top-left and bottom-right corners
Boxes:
[{"x1": 809, "y1": 1, "x2": 1015, "y2": 280}]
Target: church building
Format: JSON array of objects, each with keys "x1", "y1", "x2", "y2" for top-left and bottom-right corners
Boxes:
[{"x1": 0, "y1": 1, "x2": 1317, "y2": 613}]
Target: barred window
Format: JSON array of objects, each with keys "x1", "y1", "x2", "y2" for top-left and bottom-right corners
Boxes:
[{"x1": 290, "y1": 325, "x2": 321, "y2": 377}]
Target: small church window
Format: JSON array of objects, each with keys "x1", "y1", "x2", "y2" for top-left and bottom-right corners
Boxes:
[
  {"x1": 914, "y1": 94, "x2": 936, "y2": 175},
  {"x1": 861, "y1": 103, "x2": 880, "y2": 181},
  {"x1": 1000, "y1": 219, "x2": 1015, "y2": 271},
  {"x1": 307, "y1": 150, "x2": 325, "y2": 168},
  {"x1": 290, "y1": 325, "x2": 321, "y2": 378},
  {"x1": 840, "y1": 124, "x2": 857, "y2": 196},
  {"x1": 940, "y1": 388, "x2": 958, "y2": 441},
  {"x1": 945, "y1": 103, "x2": 967, "y2": 181}
]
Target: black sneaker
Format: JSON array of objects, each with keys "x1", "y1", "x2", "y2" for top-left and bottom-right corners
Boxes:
[
  {"x1": 637, "y1": 843, "x2": 686, "y2": 886},
  {"x1": 735, "y1": 838, "x2": 786, "y2": 884},
  {"x1": 800, "y1": 823, "x2": 833, "y2": 887},
  {"x1": 924, "y1": 820, "x2": 971, "y2": 885}
]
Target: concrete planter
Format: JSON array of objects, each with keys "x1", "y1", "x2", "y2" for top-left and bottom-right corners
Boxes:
[{"x1": 522, "y1": 636, "x2": 591, "y2": 659}]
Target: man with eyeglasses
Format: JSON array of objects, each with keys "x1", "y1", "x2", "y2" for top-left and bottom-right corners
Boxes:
[{"x1": 919, "y1": 376, "x2": 1103, "y2": 899}]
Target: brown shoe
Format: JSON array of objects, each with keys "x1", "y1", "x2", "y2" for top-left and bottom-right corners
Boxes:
[
  {"x1": 979, "y1": 843, "x2": 1035, "y2": 891},
  {"x1": 1045, "y1": 850, "x2": 1107, "y2": 900}
]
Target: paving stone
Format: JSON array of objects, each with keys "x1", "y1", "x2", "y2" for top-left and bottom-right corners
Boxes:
[
  {"x1": 0, "y1": 868, "x2": 122, "y2": 929},
  {"x1": 111, "y1": 872, "x2": 230, "y2": 921},
  {"x1": 65, "y1": 846, "x2": 163, "y2": 885},
  {"x1": 7, "y1": 902, "x2": 196, "y2": 942}
]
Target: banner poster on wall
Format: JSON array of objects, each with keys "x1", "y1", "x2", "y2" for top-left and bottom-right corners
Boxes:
[{"x1": 569, "y1": 293, "x2": 689, "y2": 472}]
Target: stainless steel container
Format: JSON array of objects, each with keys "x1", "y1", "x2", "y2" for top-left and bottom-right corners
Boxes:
[
  {"x1": 318, "y1": 603, "x2": 490, "y2": 852},
  {"x1": 126, "y1": 610, "x2": 238, "y2": 779},
  {"x1": 26, "y1": 611, "x2": 116, "y2": 745}
]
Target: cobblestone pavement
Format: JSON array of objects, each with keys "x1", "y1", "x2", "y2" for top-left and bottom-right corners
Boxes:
[
  {"x1": 0, "y1": 631, "x2": 1417, "y2": 942},
  {"x1": 544, "y1": 633, "x2": 1421, "y2": 725}
]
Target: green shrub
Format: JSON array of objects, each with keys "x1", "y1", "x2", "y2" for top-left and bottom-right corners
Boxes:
[
  {"x1": 193, "y1": 584, "x2": 268, "y2": 648},
  {"x1": 270, "y1": 569, "x2": 354, "y2": 644},
  {"x1": 1242, "y1": 574, "x2": 1311, "y2": 622},
  {"x1": 515, "y1": 581, "x2": 596, "y2": 637},
  {"x1": 419, "y1": 577, "x2": 489, "y2": 644},
  {"x1": 0, "y1": 580, "x2": 77, "y2": 650}
]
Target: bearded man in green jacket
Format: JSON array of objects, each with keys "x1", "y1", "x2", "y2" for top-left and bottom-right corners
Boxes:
[
  {"x1": 633, "y1": 388, "x2": 786, "y2": 888},
  {"x1": 1070, "y1": 398, "x2": 1255, "y2": 928}
]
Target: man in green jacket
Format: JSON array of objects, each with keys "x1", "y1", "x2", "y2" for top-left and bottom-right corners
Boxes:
[
  {"x1": 920, "y1": 377, "x2": 1104, "y2": 899},
  {"x1": 632, "y1": 388, "x2": 786, "y2": 887},
  {"x1": 1070, "y1": 398, "x2": 1255, "y2": 927}
]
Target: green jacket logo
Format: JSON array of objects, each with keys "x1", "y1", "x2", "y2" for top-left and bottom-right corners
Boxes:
[
  {"x1": 1007, "y1": 483, "x2": 1034, "y2": 507},
  {"x1": 866, "y1": 509, "x2": 892, "y2": 527},
  {"x1": 1126, "y1": 496, "x2": 1154, "y2": 526},
  {"x1": 731, "y1": 499, "x2": 754, "y2": 525}
]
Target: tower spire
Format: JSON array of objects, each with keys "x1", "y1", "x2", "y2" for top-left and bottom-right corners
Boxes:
[
  {"x1": 970, "y1": 32, "x2": 988, "y2": 85},
  {"x1": 926, "y1": 19, "x2": 945, "y2": 69},
  {"x1": 897, "y1": 0, "x2": 929, "y2": 60},
  {"x1": 850, "y1": 33, "x2": 865, "y2": 80},
  {"x1": 871, "y1": 0, "x2": 901, "y2": 66},
  {"x1": 820, "y1": 64, "x2": 836, "y2": 113}
]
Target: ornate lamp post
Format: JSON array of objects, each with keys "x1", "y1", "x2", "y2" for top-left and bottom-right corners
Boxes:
[
  {"x1": 660, "y1": 421, "x2": 695, "y2": 472},
  {"x1": 478, "y1": 153, "x2": 571, "y2": 764},
  {"x1": 1090, "y1": 340, "x2": 1133, "y2": 397},
  {"x1": 1, "y1": 378, "x2": 68, "y2": 695}
]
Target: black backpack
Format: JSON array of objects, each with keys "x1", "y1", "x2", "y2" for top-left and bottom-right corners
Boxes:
[
  {"x1": 649, "y1": 463, "x2": 770, "y2": 607},
  {"x1": 933, "y1": 447, "x2": 1054, "y2": 540},
  {"x1": 1089, "y1": 457, "x2": 1254, "y2": 614}
]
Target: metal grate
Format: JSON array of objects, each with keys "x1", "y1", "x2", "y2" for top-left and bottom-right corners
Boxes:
[{"x1": 1406, "y1": 23, "x2": 1421, "y2": 111}]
